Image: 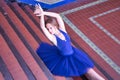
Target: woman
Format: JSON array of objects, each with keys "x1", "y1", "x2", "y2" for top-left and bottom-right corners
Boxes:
[{"x1": 34, "y1": 4, "x2": 105, "y2": 80}]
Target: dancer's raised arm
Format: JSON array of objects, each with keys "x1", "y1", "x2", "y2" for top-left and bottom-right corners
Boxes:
[
  {"x1": 34, "y1": 4, "x2": 66, "y2": 32},
  {"x1": 43, "y1": 11, "x2": 66, "y2": 32},
  {"x1": 34, "y1": 4, "x2": 56, "y2": 43}
]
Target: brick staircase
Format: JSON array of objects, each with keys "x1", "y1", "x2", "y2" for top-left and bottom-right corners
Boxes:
[
  {"x1": 0, "y1": 0, "x2": 83, "y2": 80},
  {"x1": 1, "y1": 0, "x2": 115, "y2": 80}
]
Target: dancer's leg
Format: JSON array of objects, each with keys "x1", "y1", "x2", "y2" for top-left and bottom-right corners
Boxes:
[
  {"x1": 85, "y1": 68, "x2": 105, "y2": 80},
  {"x1": 54, "y1": 75, "x2": 66, "y2": 80}
]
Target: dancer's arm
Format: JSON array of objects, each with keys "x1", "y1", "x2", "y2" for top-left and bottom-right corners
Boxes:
[
  {"x1": 34, "y1": 4, "x2": 56, "y2": 43},
  {"x1": 43, "y1": 11, "x2": 66, "y2": 32},
  {"x1": 34, "y1": 4, "x2": 66, "y2": 32}
]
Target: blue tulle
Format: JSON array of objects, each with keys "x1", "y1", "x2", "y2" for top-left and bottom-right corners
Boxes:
[{"x1": 36, "y1": 30, "x2": 94, "y2": 77}]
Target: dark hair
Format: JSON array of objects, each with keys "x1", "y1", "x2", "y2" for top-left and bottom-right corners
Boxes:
[{"x1": 45, "y1": 16, "x2": 59, "y2": 28}]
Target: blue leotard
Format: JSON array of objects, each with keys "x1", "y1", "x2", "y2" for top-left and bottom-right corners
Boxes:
[{"x1": 37, "y1": 30, "x2": 94, "y2": 76}]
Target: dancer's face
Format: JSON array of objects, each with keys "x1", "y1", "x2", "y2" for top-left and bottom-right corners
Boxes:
[{"x1": 46, "y1": 23, "x2": 57, "y2": 35}]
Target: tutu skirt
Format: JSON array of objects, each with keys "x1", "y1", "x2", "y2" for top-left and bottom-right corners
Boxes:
[{"x1": 36, "y1": 42, "x2": 94, "y2": 77}]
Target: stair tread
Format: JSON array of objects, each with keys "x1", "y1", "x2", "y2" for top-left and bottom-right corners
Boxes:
[
  {"x1": 0, "y1": 12, "x2": 48, "y2": 80},
  {"x1": 0, "y1": 35, "x2": 28, "y2": 80}
]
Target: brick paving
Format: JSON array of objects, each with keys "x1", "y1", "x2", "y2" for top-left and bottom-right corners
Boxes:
[{"x1": 0, "y1": 0, "x2": 120, "y2": 80}]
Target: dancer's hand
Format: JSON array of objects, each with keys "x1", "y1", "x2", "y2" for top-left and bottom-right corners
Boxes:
[{"x1": 34, "y1": 4, "x2": 43, "y2": 16}]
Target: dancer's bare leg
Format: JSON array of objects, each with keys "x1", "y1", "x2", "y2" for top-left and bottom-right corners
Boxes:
[
  {"x1": 54, "y1": 75, "x2": 66, "y2": 80},
  {"x1": 85, "y1": 68, "x2": 105, "y2": 80}
]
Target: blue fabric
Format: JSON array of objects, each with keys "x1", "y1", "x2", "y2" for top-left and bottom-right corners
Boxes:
[
  {"x1": 36, "y1": 30, "x2": 94, "y2": 77},
  {"x1": 54, "y1": 30, "x2": 73, "y2": 56},
  {"x1": 17, "y1": 0, "x2": 75, "y2": 9}
]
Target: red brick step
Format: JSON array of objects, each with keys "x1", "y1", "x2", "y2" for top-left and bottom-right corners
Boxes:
[
  {"x1": 0, "y1": 34, "x2": 28, "y2": 80},
  {"x1": 0, "y1": 72, "x2": 5, "y2": 80},
  {"x1": 0, "y1": 12, "x2": 48, "y2": 80}
]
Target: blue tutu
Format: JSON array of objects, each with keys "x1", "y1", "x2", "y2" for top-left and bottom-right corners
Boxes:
[{"x1": 36, "y1": 30, "x2": 94, "y2": 77}]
